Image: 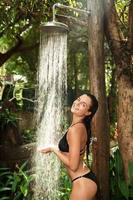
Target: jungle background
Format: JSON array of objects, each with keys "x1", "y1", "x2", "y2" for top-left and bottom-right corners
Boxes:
[{"x1": 0, "y1": 0, "x2": 133, "y2": 200}]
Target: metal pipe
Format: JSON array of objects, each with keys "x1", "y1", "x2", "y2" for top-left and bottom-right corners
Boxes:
[
  {"x1": 53, "y1": 3, "x2": 58, "y2": 21},
  {"x1": 53, "y1": 3, "x2": 91, "y2": 22}
]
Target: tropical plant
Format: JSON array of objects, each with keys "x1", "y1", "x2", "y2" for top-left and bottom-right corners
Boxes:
[
  {"x1": 22, "y1": 128, "x2": 36, "y2": 144},
  {"x1": 58, "y1": 166, "x2": 71, "y2": 200},
  {"x1": 0, "y1": 108, "x2": 17, "y2": 131},
  {"x1": 110, "y1": 147, "x2": 133, "y2": 200},
  {"x1": 0, "y1": 162, "x2": 34, "y2": 200}
]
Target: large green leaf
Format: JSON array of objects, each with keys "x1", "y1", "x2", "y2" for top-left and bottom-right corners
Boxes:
[
  {"x1": 114, "y1": 149, "x2": 124, "y2": 177},
  {"x1": 0, "y1": 187, "x2": 11, "y2": 192},
  {"x1": 0, "y1": 197, "x2": 10, "y2": 200},
  {"x1": 128, "y1": 162, "x2": 133, "y2": 186},
  {"x1": 118, "y1": 180, "x2": 129, "y2": 200}
]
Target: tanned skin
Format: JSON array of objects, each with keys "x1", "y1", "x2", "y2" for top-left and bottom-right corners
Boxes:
[{"x1": 38, "y1": 94, "x2": 97, "y2": 200}]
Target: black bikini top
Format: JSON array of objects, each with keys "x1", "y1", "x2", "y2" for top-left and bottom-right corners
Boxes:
[{"x1": 58, "y1": 130, "x2": 86, "y2": 155}]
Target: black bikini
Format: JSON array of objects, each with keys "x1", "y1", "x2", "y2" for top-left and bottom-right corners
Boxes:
[
  {"x1": 58, "y1": 131, "x2": 85, "y2": 155},
  {"x1": 72, "y1": 170, "x2": 97, "y2": 184},
  {"x1": 58, "y1": 123, "x2": 97, "y2": 184}
]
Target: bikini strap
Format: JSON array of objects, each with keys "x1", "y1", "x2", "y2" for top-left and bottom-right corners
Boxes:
[{"x1": 72, "y1": 175, "x2": 83, "y2": 182}]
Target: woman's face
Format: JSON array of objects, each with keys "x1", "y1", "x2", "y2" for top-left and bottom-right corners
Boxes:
[{"x1": 71, "y1": 94, "x2": 92, "y2": 117}]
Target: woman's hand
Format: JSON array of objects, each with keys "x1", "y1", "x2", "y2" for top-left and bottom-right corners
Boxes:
[
  {"x1": 37, "y1": 145, "x2": 58, "y2": 154},
  {"x1": 38, "y1": 147, "x2": 52, "y2": 153}
]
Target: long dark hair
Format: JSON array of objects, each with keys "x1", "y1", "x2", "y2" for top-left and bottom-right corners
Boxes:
[{"x1": 82, "y1": 93, "x2": 98, "y2": 160}]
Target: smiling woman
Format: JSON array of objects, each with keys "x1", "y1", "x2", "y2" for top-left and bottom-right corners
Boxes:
[
  {"x1": 71, "y1": 95, "x2": 92, "y2": 116},
  {"x1": 38, "y1": 93, "x2": 98, "y2": 200}
]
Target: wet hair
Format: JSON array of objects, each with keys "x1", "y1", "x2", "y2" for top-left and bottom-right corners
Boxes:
[{"x1": 82, "y1": 93, "x2": 98, "y2": 160}]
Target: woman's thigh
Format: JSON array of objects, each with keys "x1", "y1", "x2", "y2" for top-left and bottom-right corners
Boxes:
[{"x1": 69, "y1": 178, "x2": 97, "y2": 200}]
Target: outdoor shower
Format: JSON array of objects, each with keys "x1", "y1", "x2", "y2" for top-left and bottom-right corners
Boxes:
[
  {"x1": 34, "y1": 3, "x2": 91, "y2": 200},
  {"x1": 41, "y1": 3, "x2": 90, "y2": 32}
]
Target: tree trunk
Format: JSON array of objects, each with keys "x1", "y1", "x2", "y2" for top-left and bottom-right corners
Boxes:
[
  {"x1": 118, "y1": 75, "x2": 133, "y2": 184},
  {"x1": 0, "y1": 41, "x2": 38, "y2": 67},
  {"x1": 104, "y1": 0, "x2": 133, "y2": 183},
  {"x1": 87, "y1": 1, "x2": 110, "y2": 200}
]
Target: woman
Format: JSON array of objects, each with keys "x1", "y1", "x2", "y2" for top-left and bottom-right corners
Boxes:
[{"x1": 38, "y1": 93, "x2": 98, "y2": 200}]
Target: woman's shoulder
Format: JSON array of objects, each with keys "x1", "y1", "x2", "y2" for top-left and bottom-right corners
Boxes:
[{"x1": 67, "y1": 123, "x2": 86, "y2": 139}]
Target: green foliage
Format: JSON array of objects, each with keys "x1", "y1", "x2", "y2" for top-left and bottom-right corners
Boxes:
[
  {"x1": 110, "y1": 148, "x2": 133, "y2": 200},
  {"x1": 105, "y1": 54, "x2": 116, "y2": 96},
  {"x1": 0, "y1": 35, "x2": 17, "y2": 54},
  {"x1": 0, "y1": 0, "x2": 82, "y2": 89},
  {"x1": 0, "y1": 108, "x2": 18, "y2": 131},
  {"x1": 4, "y1": 56, "x2": 30, "y2": 79},
  {"x1": 115, "y1": 0, "x2": 129, "y2": 37},
  {"x1": 58, "y1": 166, "x2": 71, "y2": 200},
  {"x1": 67, "y1": 38, "x2": 89, "y2": 92},
  {"x1": 0, "y1": 162, "x2": 33, "y2": 200},
  {"x1": 23, "y1": 129, "x2": 36, "y2": 144},
  {"x1": 1, "y1": 81, "x2": 35, "y2": 110},
  {"x1": 128, "y1": 162, "x2": 133, "y2": 187}
]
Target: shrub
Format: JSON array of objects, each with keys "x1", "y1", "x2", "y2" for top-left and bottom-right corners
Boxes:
[
  {"x1": 0, "y1": 162, "x2": 33, "y2": 200},
  {"x1": 110, "y1": 147, "x2": 133, "y2": 200}
]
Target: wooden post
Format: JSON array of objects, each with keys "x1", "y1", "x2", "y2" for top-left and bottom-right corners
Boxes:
[{"x1": 87, "y1": 0, "x2": 110, "y2": 199}]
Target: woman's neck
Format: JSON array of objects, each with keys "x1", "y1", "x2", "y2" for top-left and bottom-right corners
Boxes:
[{"x1": 71, "y1": 115, "x2": 84, "y2": 125}]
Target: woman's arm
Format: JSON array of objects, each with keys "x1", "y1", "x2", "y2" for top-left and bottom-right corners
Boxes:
[
  {"x1": 66, "y1": 126, "x2": 83, "y2": 171},
  {"x1": 38, "y1": 146, "x2": 70, "y2": 167},
  {"x1": 53, "y1": 147, "x2": 70, "y2": 166},
  {"x1": 38, "y1": 125, "x2": 84, "y2": 172}
]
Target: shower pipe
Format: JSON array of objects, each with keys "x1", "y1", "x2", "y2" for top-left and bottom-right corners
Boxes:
[{"x1": 53, "y1": 3, "x2": 91, "y2": 22}]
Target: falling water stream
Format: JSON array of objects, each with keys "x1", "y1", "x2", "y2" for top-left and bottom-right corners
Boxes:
[{"x1": 34, "y1": 29, "x2": 68, "y2": 200}]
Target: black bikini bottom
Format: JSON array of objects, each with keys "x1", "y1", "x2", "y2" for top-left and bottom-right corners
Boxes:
[{"x1": 72, "y1": 170, "x2": 97, "y2": 184}]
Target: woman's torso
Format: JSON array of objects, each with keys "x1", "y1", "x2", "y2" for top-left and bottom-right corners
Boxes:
[
  {"x1": 63, "y1": 152, "x2": 90, "y2": 180},
  {"x1": 58, "y1": 124, "x2": 91, "y2": 180}
]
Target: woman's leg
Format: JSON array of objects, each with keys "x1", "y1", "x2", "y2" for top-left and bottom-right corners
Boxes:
[{"x1": 69, "y1": 178, "x2": 97, "y2": 200}]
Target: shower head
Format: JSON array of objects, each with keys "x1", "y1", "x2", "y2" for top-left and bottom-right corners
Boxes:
[{"x1": 40, "y1": 21, "x2": 69, "y2": 33}]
